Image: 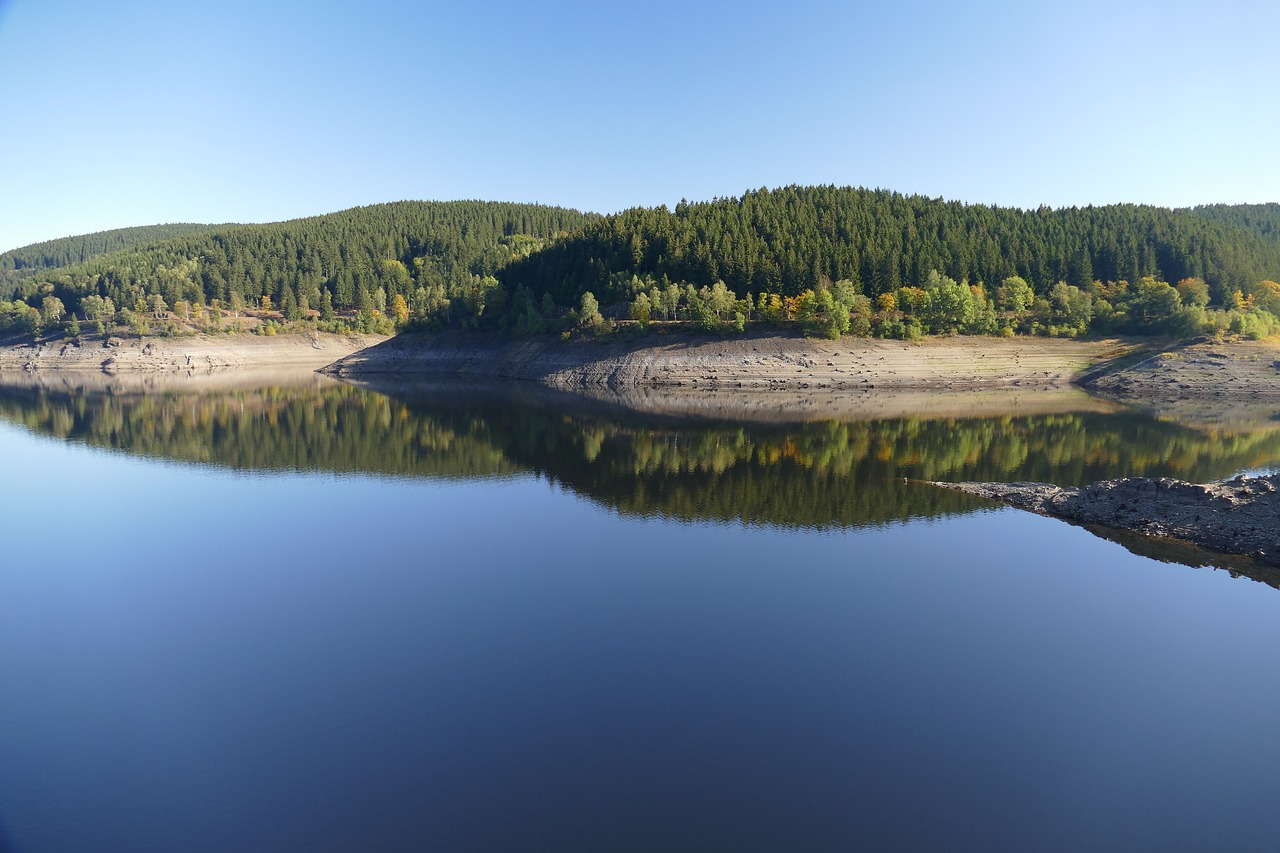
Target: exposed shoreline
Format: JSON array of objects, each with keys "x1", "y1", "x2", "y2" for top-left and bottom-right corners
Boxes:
[
  {"x1": 0, "y1": 331, "x2": 1277, "y2": 412},
  {"x1": 1077, "y1": 335, "x2": 1280, "y2": 411},
  {"x1": 0, "y1": 331, "x2": 385, "y2": 376},
  {"x1": 320, "y1": 330, "x2": 1114, "y2": 392}
]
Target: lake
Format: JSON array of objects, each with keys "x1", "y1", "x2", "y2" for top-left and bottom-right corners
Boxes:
[{"x1": 1, "y1": 374, "x2": 1279, "y2": 852}]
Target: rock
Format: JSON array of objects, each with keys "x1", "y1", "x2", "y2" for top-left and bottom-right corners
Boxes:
[{"x1": 929, "y1": 474, "x2": 1280, "y2": 567}]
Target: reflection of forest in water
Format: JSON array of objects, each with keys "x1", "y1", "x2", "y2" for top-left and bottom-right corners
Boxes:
[{"x1": 4, "y1": 378, "x2": 1280, "y2": 530}]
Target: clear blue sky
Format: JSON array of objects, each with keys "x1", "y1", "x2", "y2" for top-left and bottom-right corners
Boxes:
[{"x1": 1, "y1": 0, "x2": 1276, "y2": 252}]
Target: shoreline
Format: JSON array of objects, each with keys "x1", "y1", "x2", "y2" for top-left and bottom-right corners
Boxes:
[
  {"x1": 0, "y1": 331, "x2": 385, "y2": 376},
  {"x1": 319, "y1": 330, "x2": 1115, "y2": 392},
  {"x1": 0, "y1": 331, "x2": 1276, "y2": 411}
]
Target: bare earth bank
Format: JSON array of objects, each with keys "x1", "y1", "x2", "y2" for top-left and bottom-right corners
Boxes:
[
  {"x1": 1082, "y1": 336, "x2": 1280, "y2": 399},
  {"x1": 321, "y1": 331, "x2": 1114, "y2": 392},
  {"x1": 0, "y1": 332, "x2": 386, "y2": 376},
  {"x1": 2, "y1": 332, "x2": 1277, "y2": 414}
]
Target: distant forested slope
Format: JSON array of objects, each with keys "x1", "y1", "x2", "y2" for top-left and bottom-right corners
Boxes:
[
  {"x1": 0, "y1": 223, "x2": 225, "y2": 297},
  {"x1": 6, "y1": 201, "x2": 597, "y2": 322},
  {"x1": 500, "y1": 187, "x2": 1280, "y2": 305},
  {"x1": 5, "y1": 189, "x2": 1280, "y2": 341}
]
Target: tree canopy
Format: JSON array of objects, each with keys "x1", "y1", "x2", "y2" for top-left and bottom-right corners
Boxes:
[
  {"x1": 0, "y1": 223, "x2": 226, "y2": 298},
  {"x1": 500, "y1": 186, "x2": 1280, "y2": 307},
  {"x1": 4, "y1": 189, "x2": 1280, "y2": 342},
  {"x1": 3, "y1": 201, "x2": 597, "y2": 332}
]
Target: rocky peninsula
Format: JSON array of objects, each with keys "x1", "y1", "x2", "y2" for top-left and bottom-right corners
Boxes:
[{"x1": 932, "y1": 474, "x2": 1280, "y2": 569}]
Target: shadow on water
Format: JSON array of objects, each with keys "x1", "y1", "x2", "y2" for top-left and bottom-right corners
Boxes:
[
  {"x1": 1071, "y1": 521, "x2": 1280, "y2": 590},
  {"x1": 4, "y1": 372, "x2": 1280, "y2": 539}
]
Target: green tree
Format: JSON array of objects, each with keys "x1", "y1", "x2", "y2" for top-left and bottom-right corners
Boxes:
[
  {"x1": 630, "y1": 291, "x2": 652, "y2": 331},
  {"x1": 380, "y1": 259, "x2": 413, "y2": 298},
  {"x1": 390, "y1": 293, "x2": 410, "y2": 326},
  {"x1": 798, "y1": 288, "x2": 850, "y2": 339},
  {"x1": 282, "y1": 288, "x2": 301, "y2": 321},
  {"x1": 1126, "y1": 276, "x2": 1182, "y2": 329},
  {"x1": 922, "y1": 273, "x2": 976, "y2": 333},
  {"x1": 996, "y1": 276, "x2": 1034, "y2": 313},
  {"x1": 1176, "y1": 278, "x2": 1210, "y2": 307},
  {"x1": 41, "y1": 295, "x2": 66, "y2": 326},
  {"x1": 1048, "y1": 282, "x2": 1093, "y2": 331},
  {"x1": 579, "y1": 291, "x2": 604, "y2": 328},
  {"x1": 80, "y1": 294, "x2": 115, "y2": 323}
]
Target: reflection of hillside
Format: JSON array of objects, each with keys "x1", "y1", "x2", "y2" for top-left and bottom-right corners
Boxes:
[
  {"x1": 0, "y1": 379, "x2": 518, "y2": 480},
  {"x1": 479, "y1": 403, "x2": 1280, "y2": 527},
  {"x1": 3, "y1": 377, "x2": 1280, "y2": 530},
  {"x1": 517, "y1": 383, "x2": 1124, "y2": 425}
]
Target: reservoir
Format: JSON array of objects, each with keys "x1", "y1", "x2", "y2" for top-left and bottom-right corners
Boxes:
[{"x1": 1, "y1": 375, "x2": 1278, "y2": 851}]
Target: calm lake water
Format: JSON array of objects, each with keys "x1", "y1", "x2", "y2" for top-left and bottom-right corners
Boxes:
[{"x1": 1, "y1": 376, "x2": 1279, "y2": 852}]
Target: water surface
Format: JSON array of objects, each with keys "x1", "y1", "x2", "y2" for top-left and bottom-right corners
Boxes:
[{"x1": 1, "y1": 377, "x2": 1279, "y2": 852}]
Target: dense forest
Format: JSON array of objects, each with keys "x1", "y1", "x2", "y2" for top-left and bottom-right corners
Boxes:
[
  {"x1": 0, "y1": 223, "x2": 225, "y2": 292},
  {"x1": 0, "y1": 201, "x2": 597, "y2": 336},
  {"x1": 3, "y1": 188, "x2": 1279, "y2": 342},
  {"x1": 507, "y1": 188, "x2": 1280, "y2": 303},
  {"x1": 1192, "y1": 203, "x2": 1280, "y2": 244},
  {"x1": 3, "y1": 381, "x2": 1279, "y2": 529},
  {"x1": 496, "y1": 187, "x2": 1280, "y2": 339}
]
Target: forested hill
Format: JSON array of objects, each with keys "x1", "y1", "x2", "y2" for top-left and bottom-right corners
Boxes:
[
  {"x1": 1, "y1": 223, "x2": 226, "y2": 290},
  {"x1": 1192, "y1": 203, "x2": 1280, "y2": 244},
  {"x1": 500, "y1": 186, "x2": 1280, "y2": 305},
  {"x1": 2, "y1": 201, "x2": 598, "y2": 314},
  {"x1": 6, "y1": 189, "x2": 1280, "y2": 342}
]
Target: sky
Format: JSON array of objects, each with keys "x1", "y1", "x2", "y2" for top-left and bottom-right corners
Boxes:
[{"x1": 1, "y1": 0, "x2": 1277, "y2": 252}]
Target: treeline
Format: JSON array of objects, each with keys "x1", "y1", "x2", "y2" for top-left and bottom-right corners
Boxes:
[
  {"x1": 553, "y1": 268, "x2": 1280, "y2": 340},
  {"x1": 0, "y1": 223, "x2": 224, "y2": 296},
  {"x1": 5, "y1": 189, "x2": 1280, "y2": 343},
  {"x1": 492, "y1": 187, "x2": 1280, "y2": 341},
  {"x1": 2, "y1": 201, "x2": 596, "y2": 336},
  {"x1": 501, "y1": 186, "x2": 1280, "y2": 306},
  {"x1": 4, "y1": 381, "x2": 1280, "y2": 529}
]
